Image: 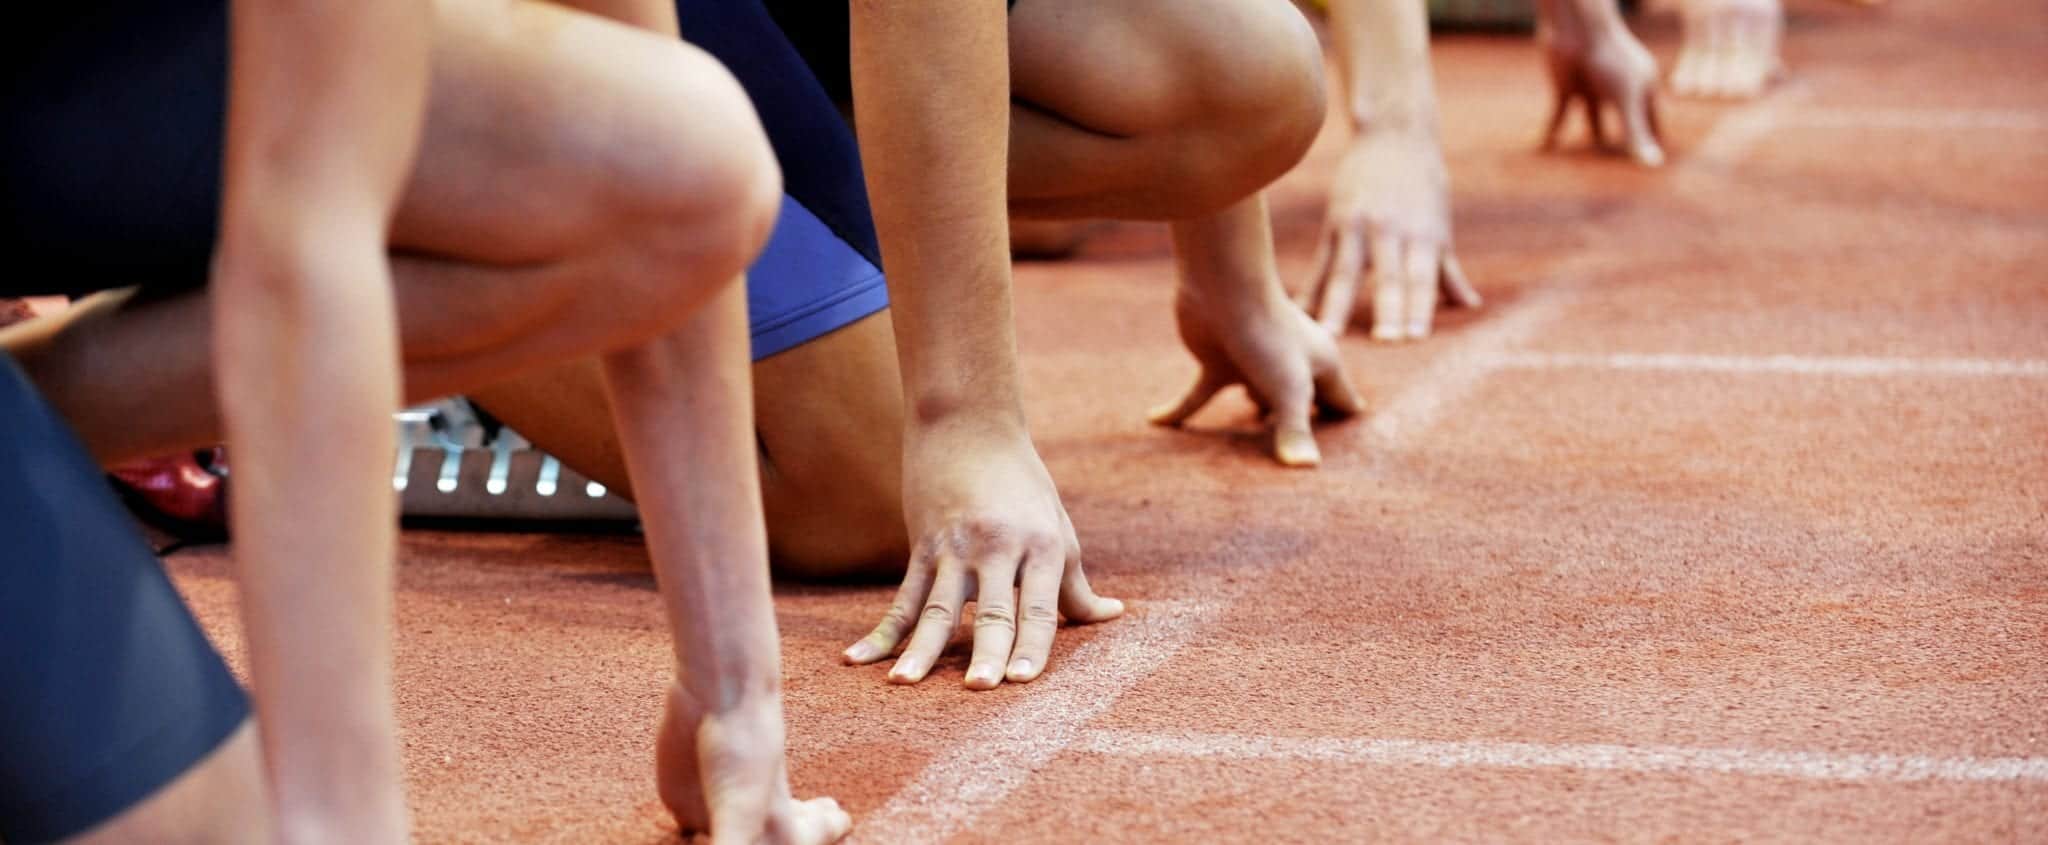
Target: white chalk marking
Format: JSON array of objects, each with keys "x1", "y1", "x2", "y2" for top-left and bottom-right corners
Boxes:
[
  {"x1": 851, "y1": 600, "x2": 1227, "y2": 844},
  {"x1": 855, "y1": 82, "x2": 1827, "y2": 840},
  {"x1": 1494, "y1": 351, "x2": 2048, "y2": 378},
  {"x1": 1786, "y1": 107, "x2": 2048, "y2": 133},
  {"x1": 1364, "y1": 288, "x2": 1575, "y2": 449},
  {"x1": 1072, "y1": 729, "x2": 2048, "y2": 784},
  {"x1": 1689, "y1": 80, "x2": 1819, "y2": 166}
]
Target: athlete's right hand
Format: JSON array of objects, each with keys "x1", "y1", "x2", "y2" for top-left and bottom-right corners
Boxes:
[
  {"x1": 1540, "y1": 8, "x2": 1666, "y2": 167},
  {"x1": 842, "y1": 415, "x2": 1124, "y2": 688},
  {"x1": 658, "y1": 684, "x2": 851, "y2": 845}
]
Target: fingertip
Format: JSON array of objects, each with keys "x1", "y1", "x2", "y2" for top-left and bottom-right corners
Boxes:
[
  {"x1": 886, "y1": 661, "x2": 926, "y2": 685},
  {"x1": 1633, "y1": 140, "x2": 1667, "y2": 168},
  {"x1": 1070, "y1": 595, "x2": 1125, "y2": 624},
  {"x1": 842, "y1": 642, "x2": 876, "y2": 665},
  {"x1": 1370, "y1": 323, "x2": 1405, "y2": 343},
  {"x1": 1005, "y1": 658, "x2": 1040, "y2": 683},
  {"x1": 1274, "y1": 430, "x2": 1322, "y2": 468},
  {"x1": 963, "y1": 665, "x2": 1003, "y2": 690}
]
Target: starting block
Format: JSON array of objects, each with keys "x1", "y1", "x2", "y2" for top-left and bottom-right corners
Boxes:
[{"x1": 394, "y1": 399, "x2": 637, "y2": 524}]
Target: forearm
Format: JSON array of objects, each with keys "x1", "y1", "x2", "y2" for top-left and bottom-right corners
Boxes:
[
  {"x1": 599, "y1": 282, "x2": 781, "y2": 711},
  {"x1": 1327, "y1": 0, "x2": 1440, "y2": 133},
  {"x1": 216, "y1": 0, "x2": 427, "y2": 836},
  {"x1": 1537, "y1": 0, "x2": 1633, "y2": 46},
  {"x1": 849, "y1": 1, "x2": 1022, "y2": 427},
  {"x1": 1170, "y1": 194, "x2": 1290, "y2": 311},
  {"x1": 215, "y1": 248, "x2": 407, "y2": 836}
]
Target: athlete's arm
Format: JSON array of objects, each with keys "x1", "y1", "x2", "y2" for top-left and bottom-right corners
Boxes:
[
  {"x1": 211, "y1": 0, "x2": 428, "y2": 838},
  {"x1": 1301, "y1": 0, "x2": 1481, "y2": 342},
  {"x1": 842, "y1": 1, "x2": 1122, "y2": 689}
]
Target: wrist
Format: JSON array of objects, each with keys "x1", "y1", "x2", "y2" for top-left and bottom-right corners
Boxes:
[
  {"x1": 906, "y1": 389, "x2": 1027, "y2": 433},
  {"x1": 1349, "y1": 89, "x2": 1440, "y2": 137}
]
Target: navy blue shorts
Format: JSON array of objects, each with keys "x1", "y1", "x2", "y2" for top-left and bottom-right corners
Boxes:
[
  {"x1": 0, "y1": 0, "x2": 891, "y2": 361},
  {"x1": 0, "y1": 355, "x2": 250, "y2": 843}
]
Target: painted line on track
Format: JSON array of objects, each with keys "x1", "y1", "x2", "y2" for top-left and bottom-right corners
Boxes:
[
  {"x1": 851, "y1": 600, "x2": 1227, "y2": 844},
  {"x1": 1688, "y1": 79, "x2": 1820, "y2": 166},
  {"x1": 1492, "y1": 351, "x2": 2048, "y2": 378},
  {"x1": 1785, "y1": 107, "x2": 2048, "y2": 133},
  {"x1": 855, "y1": 80, "x2": 1818, "y2": 841},
  {"x1": 1365, "y1": 288, "x2": 1576, "y2": 450},
  {"x1": 1072, "y1": 729, "x2": 2048, "y2": 784}
]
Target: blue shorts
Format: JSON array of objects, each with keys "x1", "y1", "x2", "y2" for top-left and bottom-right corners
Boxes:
[
  {"x1": 0, "y1": 356, "x2": 250, "y2": 843},
  {"x1": 677, "y1": 0, "x2": 892, "y2": 359},
  {"x1": 0, "y1": 0, "x2": 891, "y2": 361}
]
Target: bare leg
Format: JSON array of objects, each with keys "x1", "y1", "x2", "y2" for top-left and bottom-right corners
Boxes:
[
  {"x1": 1006, "y1": 0, "x2": 1327, "y2": 220},
  {"x1": 470, "y1": 0, "x2": 1332, "y2": 574},
  {"x1": 469, "y1": 310, "x2": 909, "y2": 576},
  {"x1": 63, "y1": 721, "x2": 270, "y2": 845},
  {"x1": 8, "y1": 0, "x2": 777, "y2": 466}
]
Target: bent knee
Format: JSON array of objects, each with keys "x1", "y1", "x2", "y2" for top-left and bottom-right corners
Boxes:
[
  {"x1": 599, "y1": 43, "x2": 783, "y2": 326},
  {"x1": 1151, "y1": 1, "x2": 1328, "y2": 212}
]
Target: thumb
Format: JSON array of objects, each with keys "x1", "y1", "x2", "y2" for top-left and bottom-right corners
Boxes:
[{"x1": 1148, "y1": 369, "x2": 1228, "y2": 428}]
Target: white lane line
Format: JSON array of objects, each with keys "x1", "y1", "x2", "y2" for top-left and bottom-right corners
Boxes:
[
  {"x1": 1494, "y1": 351, "x2": 2048, "y2": 378},
  {"x1": 1786, "y1": 107, "x2": 2048, "y2": 133},
  {"x1": 1364, "y1": 288, "x2": 1575, "y2": 449},
  {"x1": 1072, "y1": 729, "x2": 2048, "y2": 784},
  {"x1": 851, "y1": 600, "x2": 1227, "y2": 844},
  {"x1": 1689, "y1": 79, "x2": 1820, "y2": 166},
  {"x1": 855, "y1": 80, "x2": 1817, "y2": 842}
]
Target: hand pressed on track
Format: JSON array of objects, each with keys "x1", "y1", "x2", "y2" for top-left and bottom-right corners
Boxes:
[
  {"x1": 1541, "y1": 12, "x2": 1667, "y2": 167},
  {"x1": 1672, "y1": 0, "x2": 1784, "y2": 99},
  {"x1": 841, "y1": 418, "x2": 1123, "y2": 688},
  {"x1": 1151, "y1": 285, "x2": 1365, "y2": 468},
  {"x1": 1302, "y1": 126, "x2": 1482, "y2": 342},
  {"x1": 658, "y1": 684, "x2": 852, "y2": 845}
]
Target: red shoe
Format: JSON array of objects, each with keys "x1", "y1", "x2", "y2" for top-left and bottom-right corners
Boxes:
[{"x1": 109, "y1": 449, "x2": 229, "y2": 543}]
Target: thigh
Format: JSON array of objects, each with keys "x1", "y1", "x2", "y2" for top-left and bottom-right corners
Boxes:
[
  {"x1": 1007, "y1": 0, "x2": 1320, "y2": 135},
  {"x1": 753, "y1": 310, "x2": 909, "y2": 575},
  {"x1": 391, "y1": 0, "x2": 766, "y2": 264}
]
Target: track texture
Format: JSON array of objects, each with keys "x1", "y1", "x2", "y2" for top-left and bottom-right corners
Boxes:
[{"x1": 168, "y1": 1, "x2": 2047, "y2": 840}]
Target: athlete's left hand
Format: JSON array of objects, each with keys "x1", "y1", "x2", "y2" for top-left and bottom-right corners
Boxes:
[
  {"x1": 1151, "y1": 282, "x2": 1365, "y2": 467},
  {"x1": 1302, "y1": 126, "x2": 1482, "y2": 342},
  {"x1": 1672, "y1": 0, "x2": 1784, "y2": 99}
]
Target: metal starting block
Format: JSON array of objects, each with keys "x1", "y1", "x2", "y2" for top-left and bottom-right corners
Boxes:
[
  {"x1": 394, "y1": 399, "x2": 638, "y2": 524},
  {"x1": 1428, "y1": 0, "x2": 1536, "y2": 30}
]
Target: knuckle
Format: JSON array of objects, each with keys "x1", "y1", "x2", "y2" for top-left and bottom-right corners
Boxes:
[
  {"x1": 974, "y1": 606, "x2": 1016, "y2": 629},
  {"x1": 919, "y1": 603, "x2": 955, "y2": 625},
  {"x1": 1021, "y1": 602, "x2": 1060, "y2": 625},
  {"x1": 878, "y1": 604, "x2": 916, "y2": 630}
]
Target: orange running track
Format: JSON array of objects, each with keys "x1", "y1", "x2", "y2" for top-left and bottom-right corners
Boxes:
[{"x1": 166, "y1": 1, "x2": 2048, "y2": 840}]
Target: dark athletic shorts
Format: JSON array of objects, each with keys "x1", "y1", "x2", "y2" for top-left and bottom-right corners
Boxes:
[
  {"x1": 0, "y1": 355, "x2": 250, "y2": 843},
  {"x1": 0, "y1": 0, "x2": 892, "y2": 360}
]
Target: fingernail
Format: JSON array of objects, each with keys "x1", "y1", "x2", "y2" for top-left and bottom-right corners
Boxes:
[
  {"x1": 1006, "y1": 658, "x2": 1034, "y2": 680},
  {"x1": 1371, "y1": 324, "x2": 1404, "y2": 342},
  {"x1": 844, "y1": 642, "x2": 875, "y2": 663},
  {"x1": 1277, "y1": 438, "x2": 1321, "y2": 468},
  {"x1": 965, "y1": 666, "x2": 1000, "y2": 688},
  {"x1": 1407, "y1": 321, "x2": 1430, "y2": 339}
]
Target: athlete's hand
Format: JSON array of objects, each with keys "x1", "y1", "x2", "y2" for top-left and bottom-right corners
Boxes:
[
  {"x1": 1302, "y1": 127, "x2": 1482, "y2": 342},
  {"x1": 1672, "y1": 0, "x2": 1783, "y2": 99},
  {"x1": 1540, "y1": 10, "x2": 1667, "y2": 167},
  {"x1": 658, "y1": 684, "x2": 851, "y2": 845},
  {"x1": 1151, "y1": 284, "x2": 1365, "y2": 467},
  {"x1": 842, "y1": 417, "x2": 1123, "y2": 687}
]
